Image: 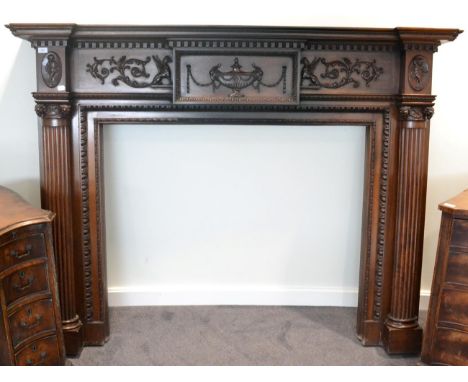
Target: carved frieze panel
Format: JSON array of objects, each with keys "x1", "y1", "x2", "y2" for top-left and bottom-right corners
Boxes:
[
  {"x1": 71, "y1": 49, "x2": 173, "y2": 93},
  {"x1": 300, "y1": 57, "x2": 383, "y2": 89},
  {"x1": 300, "y1": 52, "x2": 399, "y2": 94},
  {"x1": 86, "y1": 55, "x2": 172, "y2": 88},
  {"x1": 174, "y1": 49, "x2": 299, "y2": 105}
]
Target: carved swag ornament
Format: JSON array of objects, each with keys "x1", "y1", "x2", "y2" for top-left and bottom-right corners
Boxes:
[{"x1": 186, "y1": 57, "x2": 287, "y2": 98}]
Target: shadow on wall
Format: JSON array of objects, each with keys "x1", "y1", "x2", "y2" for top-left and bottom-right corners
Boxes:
[
  {"x1": 1, "y1": 179, "x2": 41, "y2": 206},
  {"x1": 0, "y1": 39, "x2": 40, "y2": 207}
]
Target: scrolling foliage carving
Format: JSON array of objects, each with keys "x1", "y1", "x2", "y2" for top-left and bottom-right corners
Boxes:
[
  {"x1": 86, "y1": 55, "x2": 172, "y2": 88},
  {"x1": 301, "y1": 57, "x2": 383, "y2": 89},
  {"x1": 187, "y1": 57, "x2": 287, "y2": 98}
]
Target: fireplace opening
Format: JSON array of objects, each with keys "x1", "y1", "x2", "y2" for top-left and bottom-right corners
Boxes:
[{"x1": 103, "y1": 124, "x2": 366, "y2": 307}]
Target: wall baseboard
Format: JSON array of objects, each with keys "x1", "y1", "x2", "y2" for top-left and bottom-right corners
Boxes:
[{"x1": 108, "y1": 286, "x2": 431, "y2": 310}]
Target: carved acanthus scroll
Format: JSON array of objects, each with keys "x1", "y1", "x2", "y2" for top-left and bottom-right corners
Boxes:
[
  {"x1": 86, "y1": 55, "x2": 172, "y2": 88},
  {"x1": 300, "y1": 57, "x2": 383, "y2": 89}
]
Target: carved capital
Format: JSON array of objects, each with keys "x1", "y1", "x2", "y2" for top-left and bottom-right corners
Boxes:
[
  {"x1": 399, "y1": 105, "x2": 434, "y2": 121},
  {"x1": 35, "y1": 103, "x2": 71, "y2": 118}
]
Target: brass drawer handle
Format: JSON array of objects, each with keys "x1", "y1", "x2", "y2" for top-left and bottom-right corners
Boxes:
[
  {"x1": 10, "y1": 244, "x2": 33, "y2": 260},
  {"x1": 25, "y1": 351, "x2": 47, "y2": 366},
  {"x1": 13, "y1": 271, "x2": 34, "y2": 291}
]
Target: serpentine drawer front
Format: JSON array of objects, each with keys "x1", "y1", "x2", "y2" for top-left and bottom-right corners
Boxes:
[
  {"x1": 14, "y1": 335, "x2": 62, "y2": 366},
  {"x1": 2, "y1": 261, "x2": 50, "y2": 306},
  {"x1": 0, "y1": 186, "x2": 65, "y2": 366},
  {"x1": 0, "y1": 233, "x2": 47, "y2": 273}
]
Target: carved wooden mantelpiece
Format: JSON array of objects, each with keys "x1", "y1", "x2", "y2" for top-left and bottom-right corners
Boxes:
[{"x1": 6, "y1": 24, "x2": 462, "y2": 357}]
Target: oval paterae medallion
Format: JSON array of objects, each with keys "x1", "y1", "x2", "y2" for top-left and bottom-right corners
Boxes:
[
  {"x1": 41, "y1": 52, "x2": 62, "y2": 88},
  {"x1": 408, "y1": 55, "x2": 430, "y2": 92}
]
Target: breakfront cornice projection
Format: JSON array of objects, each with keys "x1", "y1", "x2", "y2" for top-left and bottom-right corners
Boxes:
[{"x1": 6, "y1": 23, "x2": 462, "y2": 358}]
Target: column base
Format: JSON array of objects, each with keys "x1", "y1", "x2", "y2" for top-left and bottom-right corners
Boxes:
[
  {"x1": 382, "y1": 320, "x2": 423, "y2": 355},
  {"x1": 62, "y1": 315, "x2": 84, "y2": 357}
]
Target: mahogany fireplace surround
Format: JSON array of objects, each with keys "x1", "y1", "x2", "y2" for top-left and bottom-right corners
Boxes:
[{"x1": 7, "y1": 24, "x2": 461, "y2": 357}]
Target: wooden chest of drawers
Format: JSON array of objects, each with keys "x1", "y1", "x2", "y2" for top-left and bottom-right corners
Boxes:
[
  {"x1": 0, "y1": 186, "x2": 65, "y2": 365},
  {"x1": 422, "y1": 190, "x2": 468, "y2": 365}
]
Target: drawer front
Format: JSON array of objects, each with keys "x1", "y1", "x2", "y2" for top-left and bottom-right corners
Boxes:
[
  {"x1": 0, "y1": 233, "x2": 46, "y2": 273},
  {"x1": 432, "y1": 328, "x2": 468, "y2": 366},
  {"x1": 439, "y1": 288, "x2": 468, "y2": 327},
  {"x1": 451, "y1": 219, "x2": 468, "y2": 250},
  {"x1": 8, "y1": 298, "x2": 56, "y2": 349},
  {"x1": 446, "y1": 250, "x2": 468, "y2": 286},
  {"x1": 15, "y1": 335, "x2": 61, "y2": 366},
  {"x1": 2, "y1": 262, "x2": 49, "y2": 306}
]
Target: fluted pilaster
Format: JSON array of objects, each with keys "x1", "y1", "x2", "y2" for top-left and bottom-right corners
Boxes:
[
  {"x1": 35, "y1": 101, "x2": 83, "y2": 356},
  {"x1": 382, "y1": 104, "x2": 433, "y2": 354}
]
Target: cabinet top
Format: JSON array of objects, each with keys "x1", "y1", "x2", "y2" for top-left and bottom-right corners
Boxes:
[
  {"x1": 5, "y1": 24, "x2": 462, "y2": 46},
  {"x1": 0, "y1": 186, "x2": 53, "y2": 235},
  {"x1": 439, "y1": 190, "x2": 468, "y2": 218}
]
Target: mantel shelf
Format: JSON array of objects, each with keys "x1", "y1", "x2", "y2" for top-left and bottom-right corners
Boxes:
[{"x1": 6, "y1": 24, "x2": 462, "y2": 45}]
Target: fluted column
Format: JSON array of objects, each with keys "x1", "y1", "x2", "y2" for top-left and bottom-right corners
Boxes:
[
  {"x1": 382, "y1": 104, "x2": 433, "y2": 354},
  {"x1": 35, "y1": 101, "x2": 83, "y2": 356}
]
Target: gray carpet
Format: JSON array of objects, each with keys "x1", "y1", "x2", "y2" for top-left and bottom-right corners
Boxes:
[{"x1": 72, "y1": 306, "x2": 426, "y2": 366}]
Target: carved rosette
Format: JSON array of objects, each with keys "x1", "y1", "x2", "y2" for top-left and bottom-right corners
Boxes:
[{"x1": 399, "y1": 106, "x2": 434, "y2": 121}]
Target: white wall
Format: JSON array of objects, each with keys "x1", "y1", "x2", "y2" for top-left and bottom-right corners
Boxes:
[
  {"x1": 0, "y1": 0, "x2": 467, "y2": 307},
  {"x1": 104, "y1": 124, "x2": 365, "y2": 305}
]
